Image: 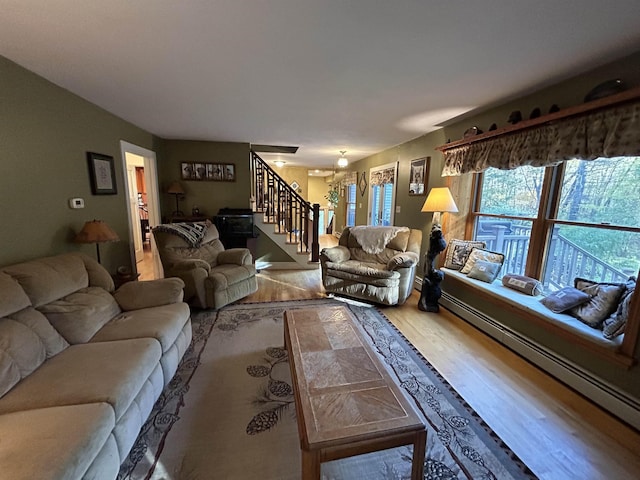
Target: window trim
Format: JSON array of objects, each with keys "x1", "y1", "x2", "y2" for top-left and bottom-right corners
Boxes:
[{"x1": 467, "y1": 161, "x2": 639, "y2": 364}]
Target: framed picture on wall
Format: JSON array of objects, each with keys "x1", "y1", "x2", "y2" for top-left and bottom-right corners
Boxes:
[
  {"x1": 87, "y1": 152, "x2": 117, "y2": 195},
  {"x1": 409, "y1": 156, "x2": 429, "y2": 196},
  {"x1": 181, "y1": 162, "x2": 195, "y2": 180},
  {"x1": 179, "y1": 162, "x2": 235, "y2": 181}
]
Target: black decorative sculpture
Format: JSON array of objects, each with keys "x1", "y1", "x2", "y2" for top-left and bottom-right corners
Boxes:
[
  {"x1": 419, "y1": 187, "x2": 459, "y2": 313},
  {"x1": 418, "y1": 224, "x2": 448, "y2": 312}
]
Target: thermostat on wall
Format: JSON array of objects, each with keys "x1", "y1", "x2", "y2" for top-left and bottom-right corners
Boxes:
[{"x1": 69, "y1": 198, "x2": 85, "y2": 209}]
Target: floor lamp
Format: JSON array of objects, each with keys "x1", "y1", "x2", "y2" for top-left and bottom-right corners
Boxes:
[
  {"x1": 74, "y1": 220, "x2": 120, "y2": 264},
  {"x1": 167, "y1": 181, "x2": 185, "y2": 217},
  {"x1": 418, "y1": 187, "x2": 459, "y2": 312}
]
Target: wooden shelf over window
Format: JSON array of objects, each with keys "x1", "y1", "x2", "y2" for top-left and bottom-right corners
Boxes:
[{"x1": 437, "y1": 85, "x2": 640, "y2": 152}]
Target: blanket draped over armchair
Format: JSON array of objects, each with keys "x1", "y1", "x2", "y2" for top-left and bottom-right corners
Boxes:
[{"x1": 320, "y1": 226, "x2": 422, "y2": 306}]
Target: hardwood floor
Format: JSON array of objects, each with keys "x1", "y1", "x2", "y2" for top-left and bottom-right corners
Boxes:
[
  {"x1": 145, "y1": 235, "x2": 640, "y2": 479},
  {"x1": 243, "y1": 290, "x2": 639, "y2": 475}
]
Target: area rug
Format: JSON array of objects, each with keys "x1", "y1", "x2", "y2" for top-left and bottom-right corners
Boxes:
[{"x1": 118, "y1": 298, "x2": 537, "y2": 480}]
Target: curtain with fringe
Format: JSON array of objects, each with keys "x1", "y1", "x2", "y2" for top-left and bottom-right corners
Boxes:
[{"x1": 442, "y1": 101, "x2": 640, "y2": 176}]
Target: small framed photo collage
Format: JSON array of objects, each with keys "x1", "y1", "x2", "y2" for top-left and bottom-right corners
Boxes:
[{"x1": 181, "y1": 162, "x2": 235, "y2": 182}]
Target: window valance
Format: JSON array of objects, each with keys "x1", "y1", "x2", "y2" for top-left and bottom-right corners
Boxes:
[
  {"x1": 369, "y1": 167, "x2": 395, "y2": 186},
  {"x1": 441, "y1": 100, "x2": 640, "y2": 176},
  {"x1": 341, "y1": 171, "x2": 358, "y2": 186}
]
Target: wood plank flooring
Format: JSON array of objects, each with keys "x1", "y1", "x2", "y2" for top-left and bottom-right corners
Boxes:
[{"x1": 141, "y1": 235, "x2": 640, "y2": 479}]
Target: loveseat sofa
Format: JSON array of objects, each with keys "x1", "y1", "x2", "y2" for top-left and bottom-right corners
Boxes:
[
  {"x1": 320, "y1": 226, "x2": 422, "y2": 306},
  {"x1": 0, "y1": 252, "x2": 192, "y2": 480}
]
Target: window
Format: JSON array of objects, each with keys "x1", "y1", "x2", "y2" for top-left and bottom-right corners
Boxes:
[
  {"x1": 368, "y1": 162, "x2": 397, "y2": 226},
  {"x1": 472, "y1": 157, "x2": 640, "y2": 291},
  {"x1": 346, "y1": 184, "x2": 356, "y2": 227}
]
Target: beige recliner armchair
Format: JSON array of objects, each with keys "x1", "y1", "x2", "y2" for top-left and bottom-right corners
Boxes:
[
  {"x1": 153, "y1": 220, "x2": 258, "y2": 309},
  {"x1": 320, "y1": 226, "x2": 422, "y2": 306}
]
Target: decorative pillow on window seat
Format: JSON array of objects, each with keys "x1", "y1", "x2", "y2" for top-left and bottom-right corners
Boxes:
[
  {"x1": 502, "y1": 273, "x2": 543, "y2": 296},
  {"x1": 460, "y1": 248, "x2": 505, "y2": 275},
  {"x1": 443, "y1": 240, "x2": 486, "y2": 270},
  {"x1": 540, "y1": 287, "x2": 592, "y2": 314},
  {"x1": 601, "y1": 277, "x2": 636, "y2": 339},
  {"x1": 467, "y1": 260, "x2": 503, "y2": 283},
  {"x1": 570, "y1": 278, "x2": 628, "y2": 328}
]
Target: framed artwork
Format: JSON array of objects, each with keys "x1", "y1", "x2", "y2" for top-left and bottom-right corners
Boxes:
[
  {"x1": 409, "y1": 156, "x2": 429, "y2": 196},
  {"x1": 358, "y1": 171, "x2": 367, "y2": 196},
  {"x1": 180, "y1": 162, "x2": 236, "y2": 182},
  {"x1": 87, "y1": 152, "x2": 117, "y2": 195}
]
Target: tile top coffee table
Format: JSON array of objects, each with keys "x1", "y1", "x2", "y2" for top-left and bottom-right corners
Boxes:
[{"x1": 284, "y1": 306, "x2": 426, "y2": 479}]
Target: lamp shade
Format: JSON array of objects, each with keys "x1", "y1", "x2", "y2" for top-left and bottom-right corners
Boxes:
[
  {"x1": 74, "y1": 220, "x2": 120, "y2": 244},
  {"x1": 421, "y1": 187, "x2": 459, "y2": 213},
  {"x1": 167, "y1": 181, "x2": 185, "y2": 195}
]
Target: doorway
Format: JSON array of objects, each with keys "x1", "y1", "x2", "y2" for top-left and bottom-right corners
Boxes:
[
  {"x1": 368, "y1": 162, "x2": 398, "y2": 226},
  {"x1": 120, "y1": 141, "x2": 162, "y2": 280}
]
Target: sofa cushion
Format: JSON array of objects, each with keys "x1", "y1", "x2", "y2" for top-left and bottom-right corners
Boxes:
[
  {"x1": 91, "y1": 302, "x2": 191, "y2": 353},
  {"x1": 0, "y1": 318, "x2": 46, "y2": 398},
  {"x1": 0, "y1": 272, "x2": 31, "y2": 317},
  {"x1": 0, "y1": 403, "x2": 115, "y2": 480},
  {"x1": 467, "y1": 259, "x2": 502, "y2": 283},
  {"x1": 571, "y1": 278, "x2": 627, "y2": 328},
  {"x1": 443, "y1": 239, "x2": 487, "y2": 270},
  {"x1": 38, "y1": 286, "x2": 122, "y2": 344},
  {"x1": 502, "y1": 274, "x2": 543, "y2": 296},
  {"x1": 2, "y1": 253, "x2": 89, "y2": 307},
  {"x1": 541, "y1": 287, "x2": 592, "y2": 314},
  {"x1": 602, "y1": 278, "x2": 636, "y2": 339},
  {"x1": 325, "y1": 261, "x2": 400, "y2": 288},
  {"x1": 8, "y1": 307, "x2": 68, "y2": 358},
  {"x1": 0, "y1": 338, "x2": 161, "y2": 420},
  {"x1": 460, "y1": 248, "x2": 505, "y2": 274},
  {"x1": 207, "y1": 264, "x2": 257, "y2": 291},
  {"x1": 113, "y1": 278, "x2": 185, "y2": 311}
]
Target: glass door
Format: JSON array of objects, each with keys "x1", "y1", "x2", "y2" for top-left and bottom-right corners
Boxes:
[{"x1": 368, "y1": 162, "x2": 397, "y2": 226}]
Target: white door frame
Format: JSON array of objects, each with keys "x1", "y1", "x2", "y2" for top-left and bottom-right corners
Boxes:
[
  {"x1": 120, "y1": 141, "x2": 162, "y2": 277},
  {"x1": 368, "y1": 162, "x2": 398, "y2": 226}
]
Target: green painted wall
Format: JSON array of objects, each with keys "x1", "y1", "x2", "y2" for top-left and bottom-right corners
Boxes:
[
  {"x1": 157, "y1": 140, "x2": 252, "y2": 219},
  {"x1": 347, "y1": 50, "x2": 640, "y2": 404},
  {"x1": 0, "y1": 55, "x2": 158, "y2": 273}
]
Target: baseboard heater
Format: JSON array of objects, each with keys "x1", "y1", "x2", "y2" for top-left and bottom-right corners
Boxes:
[{"x1": 439, "y1": 290, "x2": 640, "y2": 431}]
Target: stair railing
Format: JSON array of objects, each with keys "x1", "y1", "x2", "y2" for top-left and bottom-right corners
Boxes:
[{"x1": 251, "y1": 151, "x2": 320, "y2": 262}]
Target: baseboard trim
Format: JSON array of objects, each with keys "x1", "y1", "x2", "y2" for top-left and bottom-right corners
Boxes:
[{"x1": 440, "y1": 291, "x2": 640, "y2": 431}]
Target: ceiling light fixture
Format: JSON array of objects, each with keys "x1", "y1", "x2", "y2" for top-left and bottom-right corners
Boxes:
[
  {"x1": 337, "y1": 151, "x2": 348, "y2": 168},
  {"x1": 274, "y1": 160, "x2": 286, "y2": 168}
]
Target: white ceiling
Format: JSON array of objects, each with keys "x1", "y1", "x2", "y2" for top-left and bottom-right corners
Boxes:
[{"x1": 2, "y1": 1, "x2": 640, "y2": 169}]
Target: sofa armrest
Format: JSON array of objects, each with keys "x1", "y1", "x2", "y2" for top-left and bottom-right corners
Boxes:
[
  {"x1": 321, "y1": 246, "x2": 351, "y2": 263},
  {"x1": 114, "y1": 277, "x2": 185, "y2": 310},
  {"x1": 387, "y1": 252, "x2": 419, "y2": 270},
  {"x1": 218, "y1": 248, "x2": 252, "y2": 266}
]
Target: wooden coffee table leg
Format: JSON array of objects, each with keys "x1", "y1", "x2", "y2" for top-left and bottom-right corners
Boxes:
[
  {"x1": 411, "y1": 429, "x2": 427, "y2": 480},
  {"x1": 301, "y1": 448, "x2": 321, "y2": 480}
]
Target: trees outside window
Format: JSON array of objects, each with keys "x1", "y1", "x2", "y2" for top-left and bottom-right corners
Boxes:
[{"x1": 471, "y1": 157, "x2": 640, "y2": 291}]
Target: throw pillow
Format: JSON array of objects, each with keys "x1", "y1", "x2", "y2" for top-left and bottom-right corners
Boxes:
[
  {"x1": 502, "y1": 273, "x2": 543, "y2": 296},
  {"x1": 443, "y1": 239, "x2": 486, "y2": 270},
  {"x1": 467, "y1": 260, "x2": 502, "y2": 283},
  {"x1": 460, "y1": 248, "x2": 505, "y2": 275},
  {"x1": 570, "y1": 278, "x2": 627, "y2": 328},
  {"x1": 540, "y1": 287, "x2": 591, "y2": 313},
  {"x1": 601, "y1": 277, "x2": 635, "y2": 339}
]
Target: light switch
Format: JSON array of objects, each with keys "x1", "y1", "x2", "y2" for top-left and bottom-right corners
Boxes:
[
  {"x1": 396, "y1": 205, "x2": 401, "y2": 213},
  {"x1": 69, "y1": 198, "x2": 85, "y2": 209}
]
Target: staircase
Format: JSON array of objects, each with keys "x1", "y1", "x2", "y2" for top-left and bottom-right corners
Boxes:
[{"x1": 250, "y1": 151, "x2": 320, "y2": 269}]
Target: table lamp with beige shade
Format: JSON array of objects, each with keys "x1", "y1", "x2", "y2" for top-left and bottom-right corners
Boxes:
[
  {"x1": 74, "y1": 220, "x2": 120, "y2": 264},
  {"x1": 419, "y1": 187, "x2": 459, "y2": 312}
]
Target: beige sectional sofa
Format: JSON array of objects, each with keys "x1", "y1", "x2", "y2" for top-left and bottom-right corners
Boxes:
[{"x1": 0, "y1": 252, "x2": 192, "y2": 480}]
